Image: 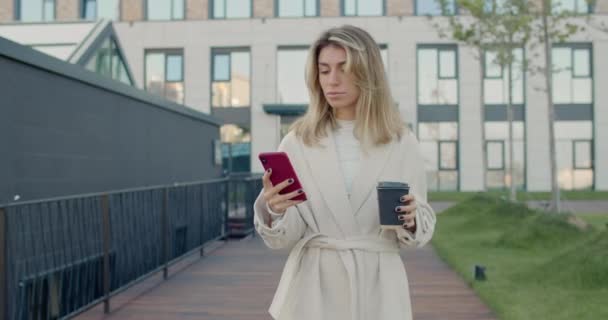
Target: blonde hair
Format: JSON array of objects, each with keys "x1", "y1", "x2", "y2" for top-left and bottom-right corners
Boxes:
[{"x1": 290, "y1": 24, "x2": 406, "y2": 152}]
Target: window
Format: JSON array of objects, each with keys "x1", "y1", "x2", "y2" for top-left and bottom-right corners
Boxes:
[
  {"x1": 85, "y1": 37, "x2": 133, "y2": 85},
  {"x1": 343, "y1": 0, "x2": 383, "y2": 16},
  {"x1": 483, "y1": 0, "x2": 522, "y2": 14},
  {"x1": 146, "y1": 0, "x2": 184, "y2": 20},
  {"x1": 555, "y1": 121, "x2": 594, "y2": 190},
  {"x1": 212, "y1": 49, "x2": 251, "y2": 107},
  {"x1": 17, "y1": 0, "x2": 55, "y2": 22},
  {"x1": 82, "y1": 0, "x2": 120, "y2": 20},
  {"x1": 212, "y1": 0, "x2": 251, "y2": 19},
  {"x1": 278, "y1": 0, "x2": 317, "y2": 17},
  {"x1": 417, "y1": 46, "x2": 458, "y2": 105},
  {"x1": 221, "y1": 124, "x2": 251, "y2": 172},
  {"x1": 418, "y1": 122, "x2": 459, "y2": 191},
  {"x1": 145, "y1": 50, "x2": 184, "y2": 104},
  {"x1": 277, "y1": 48, "x2": 309, "y2": 104},
  {"x1": 551, "y1": 0, "x2": 590, "y2": 14},
  {"x1": 416, "y1": 0, "x2": 456, "y2": 16},
  {"x1": 483, "y1": 48, "x2": 524, "y2": 105},
  {"x1": 552, "y1": 45, "x2": 592, "y2": 104},
  {"x1": 484, "y1": 122, "x2": 525, "y2": 189}
]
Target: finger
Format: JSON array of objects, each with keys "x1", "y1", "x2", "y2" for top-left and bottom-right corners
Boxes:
[
  {"x1": 395, "y1": 204, "x2": 416, "y2": 213},
  {"x1": 262, "y1": 168, "x2": 273, "y2": 190},
  {"x1": 399, "y1": 212, "x2": 416, "y2": 222},
  {"x1": 403, "y1": 220, "x2": 416, "y2": 229},
  {"x1": 400, "y1": 194, "x2": 415, "y2": 203},
  {"x1": 276, "y1": 188, "x2": 305, "y2": 202},
  {"x1": 269, "y1": 178, "x2": 295, "y2": 197}
]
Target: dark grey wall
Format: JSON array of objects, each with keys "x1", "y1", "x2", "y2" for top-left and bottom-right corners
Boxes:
[{"x1": 0, "y1": 37, "x2": 224, "y2": 204}]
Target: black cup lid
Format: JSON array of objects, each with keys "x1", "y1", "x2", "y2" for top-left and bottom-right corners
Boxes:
[{"x1": 376, "y1": 181, "x2": 409, "y2": 189}]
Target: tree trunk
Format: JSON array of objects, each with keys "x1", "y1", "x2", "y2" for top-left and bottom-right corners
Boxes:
[
  {"x1": 507, "y1": 57, "x2": 516, "y2": 202},
  {"x1": 541, "y1": 0, "x2": 561, "y2": 212}
]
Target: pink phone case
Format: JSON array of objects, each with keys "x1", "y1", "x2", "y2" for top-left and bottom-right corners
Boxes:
[{"x1": 258, "y1": 152, "x2": 307, "y2": 201}]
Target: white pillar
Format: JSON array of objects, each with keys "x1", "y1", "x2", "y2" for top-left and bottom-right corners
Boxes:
[{"x1": 458, "y1": 45, "x2": 485, "y2": 191}]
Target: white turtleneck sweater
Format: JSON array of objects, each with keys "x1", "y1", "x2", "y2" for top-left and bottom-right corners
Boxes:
[
  {"x1": 266, "y1": 119, "x2": 361, "y2": 217},
  {"x1": 333, "y1": 119, "x2": 361, "y2": 198}
]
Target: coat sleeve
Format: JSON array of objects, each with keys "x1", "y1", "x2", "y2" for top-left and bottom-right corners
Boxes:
[
  {"x1": 252, "y1": 132, "x2": 307, "y2": 250},
  {"x1": 396, "y1": 132, "x2": 437, "y2": 248}
]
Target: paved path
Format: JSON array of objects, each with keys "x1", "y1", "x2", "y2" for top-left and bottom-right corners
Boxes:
[{"x1": 76, "y1": 201, "x2": 496, "y2": 320}]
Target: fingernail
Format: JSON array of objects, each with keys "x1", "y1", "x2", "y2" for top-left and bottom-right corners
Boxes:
[
  {"x1": 267, "y1": 168, "x2": 271, "y2": 173},
  {"x1": 395, "y1": 207, "x2": 401, "y2": 212},
  {"x1": 288, "y1": 178, "x2": 294, "y2": 183},
  {"x1": 400, "y1": 196, "x2": 406, "y2": 202},
  {"x1": 297, "y1": 189, "x2": 303, "y2": 194},
  {"x1": 398, "y1": 215, "x2": 405, "y2": 221}
]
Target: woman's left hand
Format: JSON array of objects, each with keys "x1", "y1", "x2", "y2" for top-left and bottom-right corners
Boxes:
[{"x1": 395, "y1": 194, "x2": 416, "y2": 232}]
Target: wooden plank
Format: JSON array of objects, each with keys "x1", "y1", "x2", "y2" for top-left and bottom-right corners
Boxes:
[{"x1": 76, "y1": 236, "x2": 496, "y2": 320}]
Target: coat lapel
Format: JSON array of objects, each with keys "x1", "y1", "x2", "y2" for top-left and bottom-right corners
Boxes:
[
  {"x1": 349, "y1": 136, "x2": 397, "y2": 216},
  {"x1": 299, "y1": 128, "x2": 358, "y2": 236}
]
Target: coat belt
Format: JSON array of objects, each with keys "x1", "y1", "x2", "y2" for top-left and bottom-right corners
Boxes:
[{"x1": 269, "y1": 233, "x2": 400, "y2": 319}]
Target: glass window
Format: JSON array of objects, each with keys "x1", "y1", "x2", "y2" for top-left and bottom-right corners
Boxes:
[
  {"x1": 145, "y1": 50, "x2": 185, "y2": 104},
  {"x1": 278, "y1": 0, "x2": 318, "y2": 17},
  {"x1": 19, "y1": 0, "x2": 55, "y2": 22},
  {"x1": 147, "y1": 0, "x2": 184, "y2": 20},
  {"x1": 82, "y1": 0, "x2": 120, "y2": 20},
  {"x1": 552, "y1": 0, "x2": 590, "y2": 14},
  {"x1": 221, "y1": 124, "x2": 251, "y2": 172},
  {"x1": 418, "y1": 122, "x2": 459, "y2": 191},
  {"x1": 343, "y1": 0, "x2": 383, "y2": 16},
  {"x1": 484, "y1": 122, "x2": 526, "y2": 189},
  {"x1": 439, "y1": 141, "x2": 457, "y2": 170},
  {"x1": 85, "y1": 37, "x2": 133, "y2": 85},
  {"x1": 554, "y1": 121, "x2": 593, "y2": 190},
  {"x1": 483, "y1": 48, "x2": 524, "y2": 105},
  {"x1": 486, "y1": 141, "x2": 504, "y2": 169},
  {"x1": 416, "y1": 0, "x2": 455, "y2": 16},
  {"x1": 213, "y1": 0, "x2": 251, "y2": 18},
  {"x1": 417, "y1": 46, "x2": 458, "y2": 105},
  {"x1": 212, "y1": 49, "x2": 251, "y2": 107},
  {"x1": 552, "y1": 45, "x2": 592, "y2": 104},
  {"x1": 277, "y1": 48, "x2": 308, "y2": 104}
]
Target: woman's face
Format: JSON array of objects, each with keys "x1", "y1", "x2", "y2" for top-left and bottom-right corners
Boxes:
[{"x1": 318, "y1": 44, "x2": 360, "y2": 119}]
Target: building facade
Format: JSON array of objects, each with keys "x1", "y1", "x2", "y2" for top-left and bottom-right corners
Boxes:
[{"x1": 1, "y1": 0, "x2": 607, "y2": 191}]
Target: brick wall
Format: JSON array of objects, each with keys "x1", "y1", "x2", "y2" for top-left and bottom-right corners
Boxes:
[
  {"x1": 0, "y1": 0, "x2": 13, "y2": 22},
  {"x1": 56, "y1": 0, "x2": 79, "y2": 21},
  {"x1": 187, "y1": 0, "x2": 208, "y2": 19},
  {"x1": 321, "y1": 0, "x2": 340, "y2": 16},
  {"x1": 122, "y1": 0, "x2": 144, "y2": 21}
]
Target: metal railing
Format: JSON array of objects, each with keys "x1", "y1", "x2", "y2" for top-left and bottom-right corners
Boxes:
[{"x1": 0, "y1": 175, "x2": 262, "y2": 320}]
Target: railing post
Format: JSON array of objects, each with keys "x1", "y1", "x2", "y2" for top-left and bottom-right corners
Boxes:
[
  {"x1": 0, "y1": 207, "x2": 7, "y2": 320},
  {"x1": 162, "y1": 188, "x2": 169, "y2": 280},
  {"x1": 101, "y1": 195, "x2": 111, "y2": 314},
  {"x1": 224, "y1": 178, "x2": 230, "y2": 240}
]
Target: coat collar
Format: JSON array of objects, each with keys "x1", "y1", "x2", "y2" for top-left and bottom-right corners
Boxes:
[{"x1": 298, "y1": 125, "x2": 398, "y2": 236}]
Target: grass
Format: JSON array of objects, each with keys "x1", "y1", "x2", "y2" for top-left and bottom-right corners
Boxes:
[
  {"x1": 431, "y1": 194, "x2": 608, "y2": 320},
  {"x1": 428, "y1": 190, "x2": 608, "y2": 202},
  {"x1": 578, "y1": 213, "x2": 608, "y2": 231}
]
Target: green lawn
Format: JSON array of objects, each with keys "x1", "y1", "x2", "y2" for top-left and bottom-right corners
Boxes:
[
  {"x1": 428, "y1": 190, "x2": 608, "y2": 202},
  {"x1": 431, "y1": 195, "x2": 608, "y2": 320},
  {"x1": 578, "y1": 213, "x2": 608, "y2": 231}
]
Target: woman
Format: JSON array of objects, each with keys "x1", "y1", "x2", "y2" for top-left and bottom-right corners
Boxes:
[{"x1": 253, "y1": 25, "x2": 436, "y2": 320}]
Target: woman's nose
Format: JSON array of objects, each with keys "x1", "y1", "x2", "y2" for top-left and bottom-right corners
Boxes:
[{"x1": 329, "y1": 70, "x2": 340, "y2": 85}]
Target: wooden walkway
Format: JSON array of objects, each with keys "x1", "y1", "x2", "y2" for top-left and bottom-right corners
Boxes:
[{"x1": 75, "y1": 235, "x2": 496, "y2": 320}]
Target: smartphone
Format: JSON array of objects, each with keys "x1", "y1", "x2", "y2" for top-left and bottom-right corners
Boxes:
[{"x1": 258, "y1": 151, "x2": 307, "y2": 201}]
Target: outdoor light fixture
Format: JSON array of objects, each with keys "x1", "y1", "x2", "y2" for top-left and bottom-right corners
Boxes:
[{"x1": 474, "y1": 264, "x2": 486, "y2": 281}]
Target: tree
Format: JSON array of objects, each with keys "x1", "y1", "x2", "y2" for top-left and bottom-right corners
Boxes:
[
  {"x1": 429, "y1": 0, "x2": 533, "y2": 202},
  {"x1": 429, "y1": 0, "x2": 591, "y2": 211}
]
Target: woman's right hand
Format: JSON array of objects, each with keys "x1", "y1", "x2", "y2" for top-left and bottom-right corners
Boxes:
[{"x1": 262, "y1": 168, "x2": 305, "y2": 215}]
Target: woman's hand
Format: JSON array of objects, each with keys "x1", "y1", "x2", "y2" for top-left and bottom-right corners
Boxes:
[
  {"x1": 262, "y1": 168, "x2": 305, "y2": 215},
  {"x1": 395, "y1": 194, "x2": 417, "y2": 232}
]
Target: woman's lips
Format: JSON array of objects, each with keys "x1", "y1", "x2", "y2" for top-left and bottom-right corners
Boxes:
[{"x1": 326, "y1": 92, "x2": 345, "y2": 98}]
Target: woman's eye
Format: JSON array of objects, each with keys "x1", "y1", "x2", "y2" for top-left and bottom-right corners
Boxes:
[{"x1": 320, "y1": 70, "x2": 329, "y2": 74}]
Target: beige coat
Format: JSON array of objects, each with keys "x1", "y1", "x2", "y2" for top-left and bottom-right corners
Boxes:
[{"x1": 253, "y1": 126, "x2": 436, "y2": 320}]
